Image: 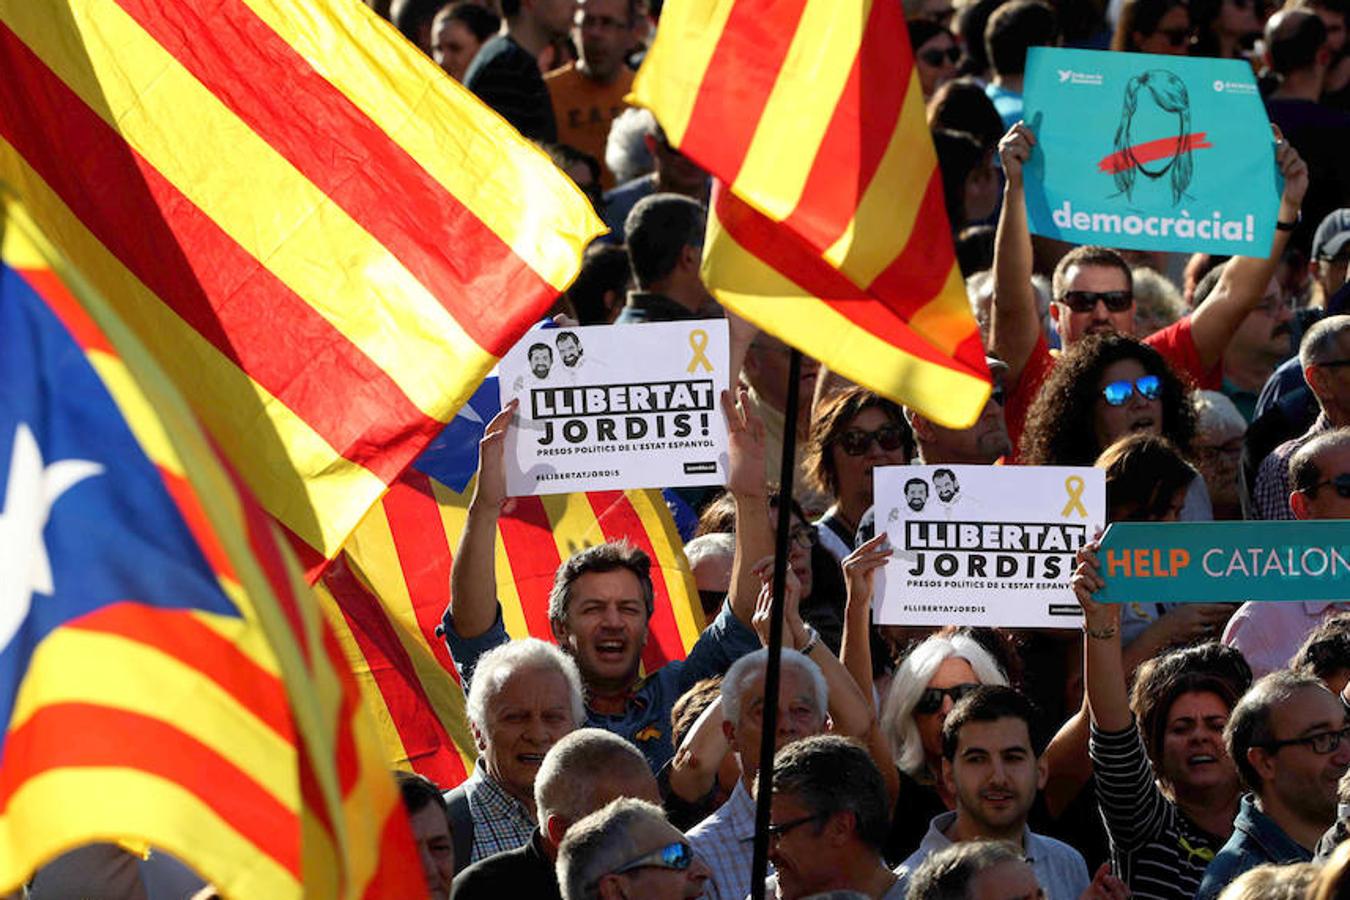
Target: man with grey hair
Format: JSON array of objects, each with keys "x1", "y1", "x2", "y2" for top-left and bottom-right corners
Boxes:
[
  {"x1": 445, "y1": 390, "x2": 763, "y2": 772},
  {"x1": 557, "y1": 798, "x2": 710, "y2": 900},
  {"x1": 1197, "y1": 671, "x2": 1350, "y2": 900},
  {"x1": 447, "y1": 637, "x2": 586, "y2": 865},
  {"x1": 602, "y1": 122, "x2": 709, "y2": 243},
  {"x1": 758, "y1": 735, "x2": 903, "y2": 899},
  {"x1": 1253, "y1": 315, "x2": 1350, "y2": 519},
  {"x1": 683, "y1": 532, "x2": 735, "y2": 623},
  {"x1": 906, "y1": 840, "x2": 1042, "y2": 900},
  {"x1": 451, "y1": 728, "x2": 659, "y2": 899}
]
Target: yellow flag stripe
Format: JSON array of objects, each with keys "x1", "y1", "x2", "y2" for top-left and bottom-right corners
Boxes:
[{"x1": 626, "y1": 0, "x2": 737, "y2": 147}]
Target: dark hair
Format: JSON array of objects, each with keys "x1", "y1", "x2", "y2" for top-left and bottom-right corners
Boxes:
[
  {"x1": 985, "y1": 0, "x2": 1059, "y2": 77},
  {"x1": 396, "y1": 770, "x2": 449, "y2": 817},
  {"x1": 567, "y1": 242, "x2": 631, "y2": 325},
  {"x1": 392, "y1": 0, "x2": 448, "y2": 44},
  {"x1": 1112, "y1": 0, "x2": 1188, "y2": 51},
  {"x1": 1021, "y1": 333, "x2": 1197, "y2": 466},
  {"x1": 933, "y1": 467, "x2": 957, "y2": 482},
  {"x1": 956, "y1": 225, "x2": 996, "y2": 277},
  {"x1": 804, "y1": 385, "x2": 911, "y2": 497},
  {"x1": 1226, "y1": 670, "x2": 1327, "y2": 791},
  {"x1": 671, "y1": 676, "x2": 722, "y2": 749},
  {"x1": 695, "y1": 487, "x2": 810, "y2": 537},
  {"x1": 941, "y1": 685, "x2": 1044, "y2": 760},
  {"x1": 770, "y1": 735, "x2": 891, "y2": 852},
  {"x1": 928, "y1": 79, "x2": 1005, "y2": 152},
  {"x1": 528, "y1": 341, "x2": 553, "y2": 359},
  {"x1": 1268, "y1": 9, "x2": 1328, "y2": 75},
  {"x1": 624, "y1": 194, "x2": 706, "y2": 288},
  {"x1": 910, "y1": 19, "x2": 950, "y2": 54},
  {"x1": 541, "y1": 142, "x2": 603, "y2": 194},
  {"x1": 1113, "y1": 71, "x2": 1194, "y2": 205},
  {"x1": 500, "y1": 0, "x2": 522, "y2": 17},
  {"x1": 557, "y1": 330, "x2": 580, "y2": 346},
  {"x1": 547, "y1": 540, "x2": 655, "y2": 628},
  {"x1": 1128, "y1": 641, "x2": 1252, "y2": 775},
  {"x1": 955, "y1": 0, "x2": 1005, "y2": 76},
  {"x1": 1293, "y1": 614, "x2": 1350, "y2": 684},
  {"x1": 1191, "y1": 261, "x2": 1228, "y2": 309},
  {"x1": 1098, "y1": 434, "x2": 1197, "y2": 522},
  {"x1": 1051, "y1": 245, "x2": 1134, "y2": 301},
  {"x1": 905, "y1": 477, "x2": 929, "y2": 493},
  {"x1": 439, "y1": 2, "x2": 502, "y2": 42},
  {"x1": 933, "y1": 129, "x2": 987, "y2": 229}
]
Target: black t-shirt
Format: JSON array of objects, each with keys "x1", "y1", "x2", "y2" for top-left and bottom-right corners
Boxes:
[
  {"x1": 450, "y1": 830, "x2": 561, "y2": 900},
  {"x1": 464, "y1": 36, "x2": 558, "y2": 143}
]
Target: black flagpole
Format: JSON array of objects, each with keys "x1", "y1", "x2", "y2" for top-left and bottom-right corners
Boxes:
[{"x1": 749, "y1": 347, "x2": 803, "y2": 900}]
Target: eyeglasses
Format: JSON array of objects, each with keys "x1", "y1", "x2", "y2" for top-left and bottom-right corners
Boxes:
[
  {"x1": 918, "y1": 46, "x2": 961, "y2": 67},
  {"x1": 1261, "y1": 725, "x2": 1350, "y2": 755},
  {"x1": 1101, "y1": 374, "x2": 1162, "y2": 406},
  {"x1": 1059, "y1": 290, "x2": 1134, "y2": 313},
  {"x1": 789, "y1": 524, "x2": 819, "y2": 549},
  {"x1": 915, "y1": 683, "x2": 980, "y2": 714},
  {"x1": 1156, "y1": 27, "x2": 1190, "y2": 47},
  {"x1": 837, "y1": 425, "x2": 907, "y2": 456},
  {"x1": 765, "y1": 812, "x2": 829, "y2": 840},
  {"x1": 1302, "y1": 473, "x2": 1350, "y2": 499},
  {"x1": 614, "y1": 841, "x2": 694, "y2": 875}
]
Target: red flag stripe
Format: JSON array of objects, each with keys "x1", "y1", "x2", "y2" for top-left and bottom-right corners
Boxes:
[
  {"x1": 14, "y1": 267, "x2": 114, "y2": 354},
  {"x1": 865, "y1": 172, "x2": 964, "y2": 311},
  {"x1": 585, "y1": 492, "x2": 683, "y2": 671},
  {"x1": 112, "y1": 0, "x2": 555, "y2": 355},
  {"x1": 497, "y1": 499, "x2": 565, "y2": 641},
  {"x1": 380, "y1": 472, "x2": 460, "y2": 670},
  {"x1": 0, "y1": 23, "x2": 441, "y2": 481},
  {"x1": 0, "y1": 703, "x2": 301, "y2": 875},
  {"x1": 321, "y1": 624, "x2": 366, "y2": 796},
  {"x1": 364, "y1": 793, "x2": 432, "y2": 899},
  {"x1": 324, "y1": 562, "x2": 468, "y2": 788},
  {"x1": 677, "y1": 0, "x2": 811, "y2": 183},
  {"x1": 66, "y1": 604, "x2": 294, "y2": 740},
  {"x1": 780, "y1": 0, "x2": 911, "y2": 251}
]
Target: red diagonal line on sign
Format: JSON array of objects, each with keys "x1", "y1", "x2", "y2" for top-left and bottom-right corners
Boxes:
[{"x1": 1097, "y1": 133, "x2": 1212, "y2": 174}]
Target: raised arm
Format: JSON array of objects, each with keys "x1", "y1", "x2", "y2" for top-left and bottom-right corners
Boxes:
[
  {"x1": 990, "y1": 122, "x2": 1041, "y2": 387},
  {"x1": 1071, "y1": 542, "x2": 1130, "y2": 732},
  {"x1": 840, "y1": 534, "x2": 890, "y2": 702},
  {"x1": 723, "y1": 388, "x2": 772, "y2": 629},
  {"x1": 446, "y1": 401, "x2": 515, "y2": 639},
  {"x1": 1187, "y1": 132, "x2": 1308, "y2": 369}
]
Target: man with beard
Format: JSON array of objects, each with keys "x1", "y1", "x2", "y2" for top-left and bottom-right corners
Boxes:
[
  {"x1": 1192, "y1": 263, "x2": 1295, "y2": 423},
  {"x1": 906, "y1": 478, "x2": 930, "y2": 512},
  {"x1": 932, "y1": 468, "x2": 961, "y2": 504},
  {"x1": 896, "y1": 687, "x2": 1090, "y2": 900},
  {"x1": 529, "y1": 343, "x2": 554, "y2": 379},
  {"x1": 1197, "y1": 671, "x2": 1350, "y2": 899},
  {"x1": 992, "y1": 122, "x2": 1308, "y2": 453},
  {"x1": 556, "y1": 331, "x2": 584, "y2": 368}
]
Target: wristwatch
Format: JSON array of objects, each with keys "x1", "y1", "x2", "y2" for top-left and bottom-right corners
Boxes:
[{"x1": 1276, "y1": 211, "x2": 1301, "y2": 231}]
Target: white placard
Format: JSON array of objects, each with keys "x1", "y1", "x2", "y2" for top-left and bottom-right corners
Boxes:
[
  {"x1": 500, "y1": 321, "x2": 730, "y2": 496},
  {"x1": 873, "y1": 465, "x2": 1105, "y2": 628}
]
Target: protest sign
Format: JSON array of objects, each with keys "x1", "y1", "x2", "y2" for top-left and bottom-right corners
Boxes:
[
  {"x1": 873, "y1": 465, "x2": 1104, "y2": 628},
  {"x1": 500, "y1": 320, "x2": 730, "y2": 496},
  {"x1": 1021, "y1": 47, "x2": 1279, "y2": 256},
  {"x1": 1095, "y1": 520, "x2": 1350, "y2": 603}
]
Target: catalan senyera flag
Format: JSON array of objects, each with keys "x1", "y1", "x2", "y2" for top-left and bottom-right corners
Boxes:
[
  {"x1": 631, "y1": 0, "x2": 991, "y2": 428},
  {"x1": 0, "y1": 0, "x2": 604, "y2": 564},
  {"x1": 319, "y1": 376, "x2": 706, "y2": 788},
  {"x1": 0, "y1": 203, "x2": 426, "y2": 897}
]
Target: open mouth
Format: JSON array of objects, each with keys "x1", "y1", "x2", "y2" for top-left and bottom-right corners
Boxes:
[
  {"x1": 1188, "y1": 753, "x2": 1217, "y2": 766},
  {"x1": 1128, "y1": 416, "x2": 1156, "y2": 432},
  {"x1": 518, "y1": 753, "x2": 547, "y2": 766},
  {"x1": 595, "y1": 639, "x2": 627, "y2": 661}
]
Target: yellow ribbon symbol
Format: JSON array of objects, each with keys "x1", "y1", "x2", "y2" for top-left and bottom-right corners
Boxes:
[
  {"x1": 1062, "y1": 475, "x2": 1088, "y2": 517},
  {"x1": 687, "y1": 328, "x2": 713, "y2": 373}
]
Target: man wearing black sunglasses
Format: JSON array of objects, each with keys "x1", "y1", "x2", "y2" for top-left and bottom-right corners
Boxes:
[
  {"x1": 558, "y1": 798, "x2": 711, "y2": 900},
  {"x1": 1196, "y1": 672, "x2": 1350, "y2": 900},
  {"x1": 991, "y1": 120, "x2": 1308, "y2": 455}
]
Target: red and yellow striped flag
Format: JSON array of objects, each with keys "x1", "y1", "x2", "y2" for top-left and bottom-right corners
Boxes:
[
  {"x1": 0, "y1": 0, "x2": 604, "y2": 563},
  {"x1": 318, "y1": 386, "x2": 706, "y2": 786},
  {"x1": 0, "y1": 201, "x2": 424, "y2": 898},
  {"x1": 631, "y1": 0, "x2": 991, "y2": 427}
]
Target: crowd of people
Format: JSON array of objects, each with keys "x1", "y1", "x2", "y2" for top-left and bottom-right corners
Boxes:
[{"x1": 351, "y1": 0, "x2": 1350, "y2": 899}]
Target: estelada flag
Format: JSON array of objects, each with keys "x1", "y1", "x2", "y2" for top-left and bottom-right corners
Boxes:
[
  {"x1": 630, "y1": 0, "x2": 991, "y2": 428},
  {"x1": 319, "y1": 376, "x2": 706, "y2": 787},
  {"x1": 0, "y1": 0, "x2": 604, "y2": 563},
  {"x1": 0, "y1": 202, "x2": 425, "y2": 896}
]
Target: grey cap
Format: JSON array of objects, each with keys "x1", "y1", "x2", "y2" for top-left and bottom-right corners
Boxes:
[{"x1": 1313, "y1": 209, "x2": 1350, "y2": 260}]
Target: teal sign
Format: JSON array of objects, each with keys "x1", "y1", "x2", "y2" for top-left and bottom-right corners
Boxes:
[
  {"x1": 1096, "y1": 521, "x2": 1350, "y2": 603},
  {"x1": 1021, "y1": 47, "x2": 1279, "y2": 255}
]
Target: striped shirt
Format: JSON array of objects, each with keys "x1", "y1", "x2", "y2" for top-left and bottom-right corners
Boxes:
[
  {"x1": 687, "y1": 780, "x2": 766, "y2": 900},
  {"x1": 1089, "y1": 722, "x2": 1227, "y2": 900},
  {"x1": 464, "y1": 769, "x2": 536, "y2": 864}
]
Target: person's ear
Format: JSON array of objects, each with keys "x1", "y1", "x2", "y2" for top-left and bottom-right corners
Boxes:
[
  {"x1": 1035, "y1": 754, "x2": 1049, "y2": 792},
  {"x1": 551, "y1": 614, "x2": 572, "y2": 645},
  {"x1": 941, "y1": 756, "x2": 957, "y2": 796},
  {"x1": 679, "y1": 243, "x2": 701, "y2": 273},
  {"x1": 722, "y1": 718, "x2": 738, "y2": 751},
  {"x1": 1249, "y1": 745, "x2": 1278, "y2": 783},
  {"x1": 1290, "y1": 488, "x2": 1312, "y2": 520},
  {"x1": 544, "y1": 814, "x2": 569, "y2": 849},
  {"x1": 908, "y1": 411, "x2": 936, "y2": 442},
  {"x1": 598, "y1": 874, "x2": 628, "y2": 900}
]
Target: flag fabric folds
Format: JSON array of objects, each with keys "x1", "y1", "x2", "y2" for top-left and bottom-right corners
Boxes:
[
  {"x1": 630, "y1": 0, "x2": 991, "y2": 428},
  {"x1": 0, "y1": 203, "x2": 425, "y2": 898},
  {"x1": 0, "y1": 0, "x2": 605, "y2": 563},
  {"x1": 321, "y1": 377, "x2": 706, "y2": 788}
]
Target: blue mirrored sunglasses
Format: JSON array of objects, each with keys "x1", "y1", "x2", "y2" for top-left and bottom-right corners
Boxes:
[
  {"x1": 614, "y1": 841, "x2": 693, "y2": 875},
  {"x1": 1101, "y1": 374, "x2": 1161, "y2": 406}
]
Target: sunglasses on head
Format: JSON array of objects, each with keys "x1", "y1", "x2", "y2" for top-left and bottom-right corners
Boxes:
[
  {"x1": 1059, "y1": 290, "x2": 1134, "y2": 313},
  {"x1": 837, "y1": 424, "x2": 906, "y2": 456},
  {"x1": 1303, "y1": 473, "x2": 1350, "y2": 499},
  {"x1": 1101, "y1": 374, "x2": 1162, "y2": 406},
  {"x1": 915, "y1": 683, "x2": 980, "y2": 714},
  {"x1": 614, "y1": 841, "x2": 694, "y2": 875},
  {"x1": 919, "y1": 46, "x2": 961, "y2": 67}
]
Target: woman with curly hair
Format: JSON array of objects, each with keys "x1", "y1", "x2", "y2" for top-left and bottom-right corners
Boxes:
[
  {"x1": 1020, "y1": 332, "x2": 1197, "y2": 469},
  {"x1": 804, "y1": 386, "x2": 913, "y2": 563}
]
